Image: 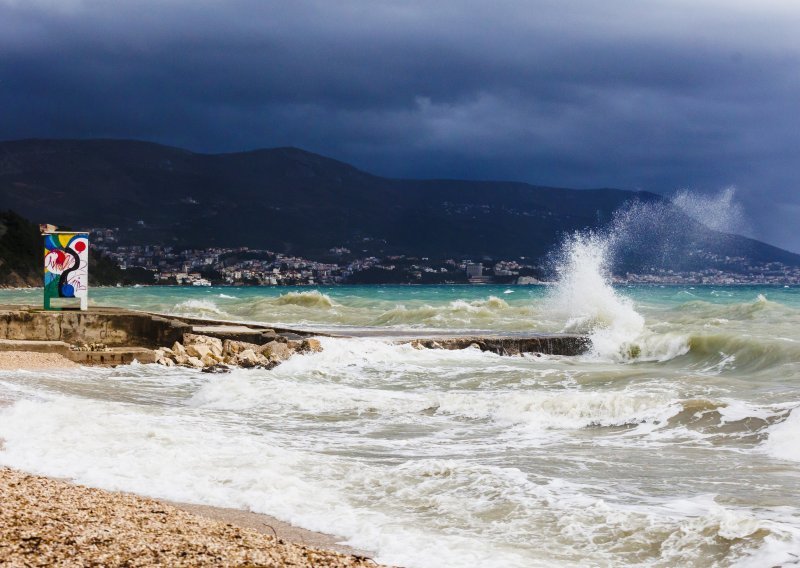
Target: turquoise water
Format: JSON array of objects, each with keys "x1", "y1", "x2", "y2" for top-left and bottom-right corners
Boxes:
[
  {"x1": 4, "y1": 283, "x2": 799, "y2": 331},
  {"x1": 2, "y1": 282, "x2": 800, "y2": 567}
]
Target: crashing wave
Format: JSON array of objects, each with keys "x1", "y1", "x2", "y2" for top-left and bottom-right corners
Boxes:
[{"x1": 274, "y1": 290, "x2": 338, "y2": 308}]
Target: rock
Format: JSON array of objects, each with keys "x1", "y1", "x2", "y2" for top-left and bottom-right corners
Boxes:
[
  {"x1": 187, "y1": 356, "x2": 204, "y2": 369},
  {"x1": 260, "y1": 341, "x2": 293, "y2": 362},
  {"x1": 300, "y1": 338, "x2": 322, "y2": 353},
  {"x1": 201, "y1": 363, "x2": 231, "y2": 374},
  {"x1": 222, "y1": 339, "x2": 261, "y2": 357},
  {"x1": 174, "y1": 354, "x2": 190, "y2": 366},
  {"x1": 156, "y1": 347, "x2": 179, "y2": 361},
  {"x1": 235, "y1": 349, "x2": 259, "y2": 368},
  {"x1": 201, "y1": 352, "x2": 219, "y2": 367},
  {"x1": 155, "y1": 356, "x2": 174, "y2": 366},
  {"x1": 183, "y1": 334, "x2": 223, "y2": 358},
  {"x1": 186, "y1": 344, "x2": 213, "y2": 360},
  {"x1": 172, "y1": 342, "x2": 187, "y2": 356}
]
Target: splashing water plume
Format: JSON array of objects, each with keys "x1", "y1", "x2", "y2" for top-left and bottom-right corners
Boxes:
[
  {"x1": 548, "y1": 232, "x2": 645, "y2": 360},
  {"x1": 547, "y1": 188, "x2": 751, "y2": 360}
]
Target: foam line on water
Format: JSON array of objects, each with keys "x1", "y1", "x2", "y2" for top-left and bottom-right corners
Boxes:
[
  {"x1": 0, "y1": 396, "x2": 545, "y2": 568},
  {"x1": 1, "y1": 395, "x2": 796, "y2": 567}
]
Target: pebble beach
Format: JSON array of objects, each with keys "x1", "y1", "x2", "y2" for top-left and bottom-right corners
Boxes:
[{"x1": 0, "y1": 467, "x2": 386, "y2": 567}]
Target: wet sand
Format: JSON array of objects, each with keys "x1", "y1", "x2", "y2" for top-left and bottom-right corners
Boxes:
[{"x1": 0, "y1": 467, "x2": 386, "y2": 567}]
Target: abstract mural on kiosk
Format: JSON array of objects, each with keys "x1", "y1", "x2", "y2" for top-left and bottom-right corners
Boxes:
[{"x1": 43, "y1": 233, "x2": 89, "y2": 310}]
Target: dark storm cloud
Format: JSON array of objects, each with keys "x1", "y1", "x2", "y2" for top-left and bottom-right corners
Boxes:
[{"x1": 1, "y1": 0, "x2": 799, "y2": 249}]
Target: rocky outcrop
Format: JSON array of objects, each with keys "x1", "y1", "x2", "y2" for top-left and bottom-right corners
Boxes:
[{"x1": 155, "y1": 334, "x2": 324, "y2": 371}]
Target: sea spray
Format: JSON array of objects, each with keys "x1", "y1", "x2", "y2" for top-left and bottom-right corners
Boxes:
[
  {"x1": 546, "y1": 188, "x2": 751, "y2": 360},
  {"x1": 547, "y1": 231, "x2": 646, "y2": 360},
  {"x1": 672, "y1": 186, "x2": 747, "y2": 234},
  {"x1": 587, "y1": 187, "x2": 750, "y2": 279}
]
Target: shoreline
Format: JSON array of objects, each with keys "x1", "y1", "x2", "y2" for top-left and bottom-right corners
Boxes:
[
  {"x1": 0, "y1": 361, "x2": 378, "y2": 565},
  {"x1": 163, "y1": 500, "x2": 371, "y2": 558},
  {"x1": 0, "y1": 378, "x2": 377, "y2": 566},
  {"x1": 0, "y1": 466, "x2": 384, "y2": 567}
]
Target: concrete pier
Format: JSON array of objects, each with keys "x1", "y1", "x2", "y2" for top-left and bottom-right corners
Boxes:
[
  {"x1": 0, "y1": 306, "x2": 189, "y2": 348},
  {"x1": 404, "y1": 334, "x2": 590, "y2": 356},
  {"x1": 0, "y1": 305, "x2": 591, "y2": 365},
  {"x1": 0, "y1": 338, "x2": 156, "y2": 365}
]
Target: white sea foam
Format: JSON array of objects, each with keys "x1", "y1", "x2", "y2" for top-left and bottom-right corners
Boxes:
[
  {"x1": 764, "y1": 406, "x2": 800, "y2": 462},
  {"x1": 0, "y1": 397, "x2": 549, "y2": 568},
  {"x1": 547, "y1": 232, "x2": 649, "y2": 361},
  {"x1": 187, "y1": 339, "x2": 680, "y2": 437},
  {"x1": 0, "y1": 395, "x2": 776, "y2": 568},
  {"x1": 173, "y1": 298, "x2": 224, "y2": 315},
  {"x1": 2, "y1": 276, "x2": 799, "y2": 567},
  {"x1": 1, "y1": 332, "x2": 798, "y2": 567}
]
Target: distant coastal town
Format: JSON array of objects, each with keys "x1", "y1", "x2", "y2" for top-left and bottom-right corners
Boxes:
[{"x1": 90, "y1": 228, "x2": 800, "y2": 286}]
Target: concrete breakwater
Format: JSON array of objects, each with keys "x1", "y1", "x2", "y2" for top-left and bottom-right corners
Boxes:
[{"x1": 0, "y1": 305, "x2": 591, "y2": 366}]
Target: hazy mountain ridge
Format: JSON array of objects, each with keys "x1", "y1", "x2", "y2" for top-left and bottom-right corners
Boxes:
[{"x1": 1, "y1": 138, "x2": 798, "y2": 271}]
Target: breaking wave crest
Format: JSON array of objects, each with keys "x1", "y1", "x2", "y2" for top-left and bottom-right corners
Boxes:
[
  {"x1": 672, "y1": 294, "x2": 792, "y2": 321},
  {"x1": 274, "y1": 290, "x2": 338, "y2": 308},
  {"x1": 683, "y1": 333, "x2": 800, "y2": 372},
  {"x1": 172, "y1": 299, "x2": 225, "y2": 317},
  {"x1": 370, "y1": 296, "x2": 513, "y2": 326}
]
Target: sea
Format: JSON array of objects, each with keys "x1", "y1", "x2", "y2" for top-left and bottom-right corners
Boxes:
[{"x1": 1, "y1": 240, "x2": 800, "y2": 566}]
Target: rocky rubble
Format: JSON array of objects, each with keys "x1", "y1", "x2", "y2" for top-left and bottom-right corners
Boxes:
[{"x1": 154, "y1": 333, "x2": 322, "y2": 371}]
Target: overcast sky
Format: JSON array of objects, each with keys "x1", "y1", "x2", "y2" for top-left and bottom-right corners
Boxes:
[{"x1": 1, "y1": 0, "x2": 799, "y2": 250}]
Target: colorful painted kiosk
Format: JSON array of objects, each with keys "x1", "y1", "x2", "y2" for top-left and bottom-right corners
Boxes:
[{"x1": 43, "y1": 230, "x2": 89, "y2": 311}]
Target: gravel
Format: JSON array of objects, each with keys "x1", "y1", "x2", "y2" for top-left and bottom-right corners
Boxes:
[{"x1": 0, "y1": 467, "x2": 389, "y2": 567}]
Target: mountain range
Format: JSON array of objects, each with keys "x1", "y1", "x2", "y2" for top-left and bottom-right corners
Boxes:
[{"x1": 1, "y1": 138, "x2": 798, "y2": 273}]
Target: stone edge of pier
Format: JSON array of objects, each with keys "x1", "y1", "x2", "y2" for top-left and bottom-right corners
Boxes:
[{"x1": 0, "y1": 304, "x2": 591, "y2": 365}]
